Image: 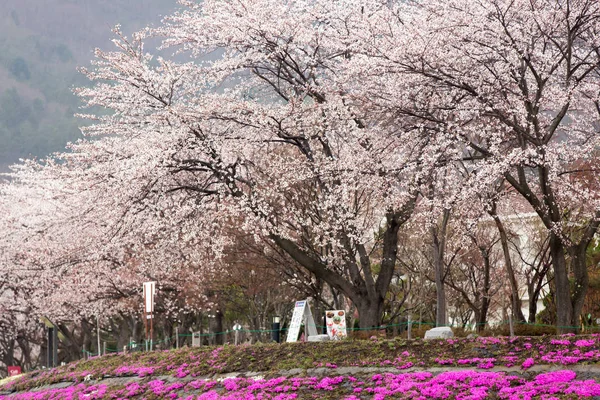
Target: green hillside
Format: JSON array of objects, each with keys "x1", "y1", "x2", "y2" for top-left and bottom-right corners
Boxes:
[{"x1": 0, "y1": 0, "x2": 176, "y2": 171}]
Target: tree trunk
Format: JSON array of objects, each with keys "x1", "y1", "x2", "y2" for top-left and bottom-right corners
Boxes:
[
  {"x1": 527, "y1": 259, "x2": 551, "y2": 323},
  {"x1": 81, "y1": 319, "x2": 93, "y2": 359},
  {"x1": 476, "y1": 248, "x2": 492, "y2": 333},
  {"x1": 356, "y1": 298, "x2": 384, "y2": 330},
  {"x1": 432, "y1": 209, "x2": 450, "y2": 327},
  {"x1": 503, "y1": 169, "x2": 587, "y2": 333},
  {"x1": 550, "y1": 234, "x2": 573, "y2": 333},
  {"x1": 211, "y1": 311, "x2": 224, "y2": 345},
  {"x1": 116, "y1": 317, "x2": 132, "y2": 351},
  {"x1": 270, "y1": 199, "x2": 414, "y2": 330},
  {"x1": 16, "y1": 336, "x2": 33, "y2": 371},
  {"x1": 434, "y1": 261, "x2": 446, "y2": 327},
  {"x1": 53, "y1": 322, "x2": 82, "y2": 363},
  {"x1": 570, "y1": 242, "x2": 590, "y2": 330},
  {"x1": 491, "y1": 211, "x2": 525, "y2": 322},
  {"x1": 477, "y1": 302, "x2": 489, "y2": 333},
  {"x1": 1, "y1": 340, "x2": 15, "y2": 372},
  {"x1": 528, "y1": 294, "x2": 538, "y2": 324}
]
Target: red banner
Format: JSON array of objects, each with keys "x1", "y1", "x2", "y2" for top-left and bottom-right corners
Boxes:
[{"x1": 7, "y1": 366, "x2": 21, "y2": 376}]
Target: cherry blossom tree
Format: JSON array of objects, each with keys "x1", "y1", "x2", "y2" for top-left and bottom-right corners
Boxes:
[
  {"x1": 30, "y1": 0, "x2": 454, "y2": 329},
  {"x1": 0, "y1": 157, "x2": 221, "y2": 326},
  {"x1": 6, "y1": 0, "x2": 600, "y2": 335},
  {"x1": 351, "y1": 0, "x2": 600, "y2": 332}
]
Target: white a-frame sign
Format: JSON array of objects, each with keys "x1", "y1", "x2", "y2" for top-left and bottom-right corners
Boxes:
[{"x1": 286, "y1": 299, "x2": 318, "y2": 342}]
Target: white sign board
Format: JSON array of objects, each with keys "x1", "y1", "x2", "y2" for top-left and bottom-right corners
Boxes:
[
  {"x1": 143, "y1": 281, "x2": 156, "y2": 313},
  {"x1": 325, "y1": 310, "x2": 347, "y2": 339},
  {"x1": 286, "y1": 300, "x2": 318, "y2": 342},
  {"x1": 192, "y1": 332, "x2": 201, "y2": 347},
  {"x1": 286, "y1": 301, "x2": 306, "y2": 342}
]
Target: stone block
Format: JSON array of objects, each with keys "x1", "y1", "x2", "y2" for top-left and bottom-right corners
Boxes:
[{"x1": 424, "y1": 326, "x2": 454, "y2": 340}]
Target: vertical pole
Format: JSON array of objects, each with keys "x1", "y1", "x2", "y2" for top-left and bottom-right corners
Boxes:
[
  {"x1": 47, "y1": 327, "x2": 54, "y2": 368},
  {"x1": 407, "y1": 314, "x2": 412, "y2": 340},
  {"x1": 235, "y1": 330, "x2": 239, "y2": 346},
  {"x1": 175, "y1": 326, "x2": 179, "y2": 349},
  {"x1": 150, "y1": 313, "x2": 154, "y2": 351},
  {"x1": 143, "y1": 283, "x2": 148, "y2": 346},
  {"x1": 144, "y1": 313, "x2": 148, "y2": 347},
  {"x1": 83, "y1": 344, "x2": 86, "y2": 360},
  {"x1": 103, "y1": 341, "x2": 106, "y2": 356},
  {"x1": 96, "y1": 315, "x2": 101, "y2": 357},
  {"x1": 52, "y1": 328, "x2": 58, "y2": 367},
  {"x1": 272, "y1": 321, "x2": 281, "y2": 343}
]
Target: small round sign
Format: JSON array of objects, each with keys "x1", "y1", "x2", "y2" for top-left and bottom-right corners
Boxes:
[{"x1": 233, "y1": 323, "x2": 242, "y2": 331}]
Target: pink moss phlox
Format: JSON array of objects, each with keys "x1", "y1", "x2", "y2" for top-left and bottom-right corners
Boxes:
[
  {"x1": 8, "y1": 370, "x2": 600, "y2": 399},
  {"x1": 575, "y1": 339, "x2": 595, "y2": 347},
  {"x1": 521, "y1": 358, "x2": 535, "y2": 369}
]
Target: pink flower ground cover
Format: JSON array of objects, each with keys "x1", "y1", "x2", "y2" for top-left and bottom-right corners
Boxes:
[
  {"x1": 7, "y1": 334, "x2": 600, "y2": 391},
  {"x1": 3, "y1": 370, "x2": 600, "y2": 399},
  {"x1": 5, "y1": 334, "x2": 600, "y2": 399}
]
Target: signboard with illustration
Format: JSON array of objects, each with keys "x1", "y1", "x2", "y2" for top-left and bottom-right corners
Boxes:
[{"x1": 325, "y1": 310, "x2": 347, "y2": 339}]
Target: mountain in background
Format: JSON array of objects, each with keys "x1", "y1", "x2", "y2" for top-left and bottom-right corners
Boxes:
[{"x1": 0, "y1": 0, "x2": 177, "y2": 171}]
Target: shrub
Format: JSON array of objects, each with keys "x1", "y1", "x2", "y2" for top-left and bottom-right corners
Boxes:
[{"x1": 496, "y1": 323, "x2": 556, "y2": 337}]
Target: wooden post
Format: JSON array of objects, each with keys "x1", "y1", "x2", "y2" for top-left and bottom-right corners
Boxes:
[
  {"x1": 175, "y1": 326, "x2": 179, "y2": 349},
  {"x1": 103, "y1": 341, "x2": 106, "y2": 356},
  {"x1": 407, "y1": 314, "x2": 412, "y2": 340}
]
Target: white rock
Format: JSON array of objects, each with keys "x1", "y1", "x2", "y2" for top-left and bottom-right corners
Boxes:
[
  {"x1": 424, "y1": 327, "x2": 454, "y2": 340},
  {"x1": 307, "y1": 334, "x2": 330, "y2": 342}
]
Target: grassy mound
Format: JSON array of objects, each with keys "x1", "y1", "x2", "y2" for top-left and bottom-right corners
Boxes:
[{"x1": 2, "y1": 334, "x2": 600, "y2": 399}]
